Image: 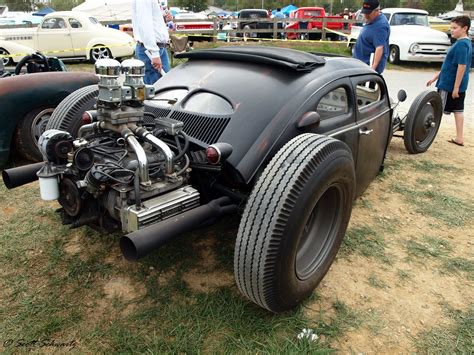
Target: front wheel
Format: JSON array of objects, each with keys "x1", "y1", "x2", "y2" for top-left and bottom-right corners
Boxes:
[
  {"x1": 234, "y1": 134, "x2": 355, "y2": 313},
  {"x1": 89, "y1": 46, "x2": 112, "y2": 63},
  {"x1": 0, "y1": 48, "x2": 13, "y2": 66},
  {"x1": 14, "y1": 107, "x2": 56, "y2": 161},
  {"x1": 403, "y1": 90, "x2": 442, "y2": 154},
  {"x1": 388, "y1": 45, "x2": 400, "y2": 64}
]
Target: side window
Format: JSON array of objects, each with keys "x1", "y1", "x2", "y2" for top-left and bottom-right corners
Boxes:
[
  {"x1": 316, "y1": 87, "x2": 349, "y2": 120},
  {"x1": 356, "y1": 81, "x2": 382, "y2": 109},
  {"x1": 41, "y1": 17, "x2": 66, "y2": 29},
  {"x1": 69, "y1": 18, "x2": 82, "y2": 28}
]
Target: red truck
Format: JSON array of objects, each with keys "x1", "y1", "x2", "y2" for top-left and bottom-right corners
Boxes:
[{"x1": 286, "y1": 7, "x2": 350, "y2": 40}]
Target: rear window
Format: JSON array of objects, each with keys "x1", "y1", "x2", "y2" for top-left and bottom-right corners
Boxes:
[
  {"x1": 89, "y1": 17, "x2": 100, "y2": 25},
  {"x1": 152, "y1": 89, "x2": 188, "y2": 107},
  {"x1": 240, "y1": 11, "x2": 268, "y2": 19},
  {"x1": 183, "y1": 92, "x2": 233, "y2": 115}
]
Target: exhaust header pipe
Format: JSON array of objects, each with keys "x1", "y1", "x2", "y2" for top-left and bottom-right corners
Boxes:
[
  {"x1": 120, "y1": 196, "x2": 237, "y2": 261},
  {"x1": 2, "y1": 162, "x2": 44, "y2": 189}
]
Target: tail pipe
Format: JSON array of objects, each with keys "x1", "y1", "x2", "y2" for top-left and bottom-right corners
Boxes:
[
  {"x1": 120, "y1": 196, "x2": 237, "y2": 261},
  {"x1": 2, "y1": 162, "x2": 44, "y2": 189}
]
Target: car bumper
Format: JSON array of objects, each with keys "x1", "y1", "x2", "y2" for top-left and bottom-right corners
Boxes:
[{"x1": 403, "y1": 53, "x2": 446, "y2": 62}]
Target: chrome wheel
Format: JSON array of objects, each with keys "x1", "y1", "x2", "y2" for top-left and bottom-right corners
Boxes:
[
  {"x1": 90, "y1": 46, "x2": 111, "y2": 62},
  {"x1": 0, "y1": 48, "x2": 12, "y2": 66}
]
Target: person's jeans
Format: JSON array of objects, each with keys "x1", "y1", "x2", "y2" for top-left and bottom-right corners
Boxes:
[{"x1": 135, "y1": 44, "x2": 170, "y2": 85}]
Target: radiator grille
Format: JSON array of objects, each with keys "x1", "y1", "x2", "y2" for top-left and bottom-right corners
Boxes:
[
  {"x1": 170, "y1": 111, "x2": 230, "y2": 145},
  {"x1": 144, "y1": 105, "x2": 230, "y2": 144}
]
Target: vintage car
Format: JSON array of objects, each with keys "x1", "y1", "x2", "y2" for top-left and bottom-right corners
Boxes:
[
  {"x1": 0, "y1": 39, "x2": 35, "y2": 66},
  {"x1": 237, "y1": 9, "x2": 273, "y2": 39},
  {"x1": 174, "y1": 12, "x2": 216, "y2": 42},
  {"x1": 349, "y1": 8, "x2": 451, "y2": 64},
  {"x1": 286, "y1": 7, "x2": 349, "y2": 41},
  {"x1": 0, "y1": 11, "x2": 134, "y2": 63},
  {"x1": 383, "y1": 8, "x2": 451, "y2": 64},
  {"x1": 427, "y1": 16, "x2": 451, "y2": 34},
  {"x1": 0, "y1": 71, "x2": 98, "y2": 165},
  {"x1": 3, "y1": 47, "x2": 442, "y2": 313}
]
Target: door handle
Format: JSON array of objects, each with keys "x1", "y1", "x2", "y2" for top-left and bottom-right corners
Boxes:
[{"x1": 359, "y1": 128, "x2": 373, "y2": 136}]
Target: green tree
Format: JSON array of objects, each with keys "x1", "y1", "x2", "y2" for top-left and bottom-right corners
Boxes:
[
  {"x1": 2, "y1": 0, "x2": 35, "y2": 11},
  {"x1": 47, "y1": 0, "x2": 84, "y2": 11},
  {"x1": 175, "y1": 0, "x2": 209, "y2": 12}
]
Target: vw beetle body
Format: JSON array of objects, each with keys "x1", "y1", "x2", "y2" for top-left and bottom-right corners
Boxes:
[{"x1": 3, "y1": 47, "x2": 441, "y2": 313}]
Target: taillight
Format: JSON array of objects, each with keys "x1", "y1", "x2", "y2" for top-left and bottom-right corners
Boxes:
[
  {"x1": 82, "y1": 111, "x2": 93, "y2": 125},
  {"x1": 206, "y1": 146, "x2": 221, "y2": 164},
  {"x1": 206, "y1": 143, "x2": 233, "y2": 165}
]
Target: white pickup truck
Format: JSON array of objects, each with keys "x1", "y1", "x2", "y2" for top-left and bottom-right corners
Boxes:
[{"x1": 350, "y1": 8, "x2": 451, "y2": 64}]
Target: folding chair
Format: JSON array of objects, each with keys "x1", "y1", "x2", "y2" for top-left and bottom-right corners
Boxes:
[{"x1": 169, "y1": 34, "x2": 191, "y2": 67}]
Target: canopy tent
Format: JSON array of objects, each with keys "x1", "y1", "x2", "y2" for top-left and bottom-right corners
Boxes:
[
  {"x1": 438, "y1": 0, "x2": 464, "y2": 19},
  {"x1": 72, "y1": 0, "x2": 133, "y2": 22},
  {"x1": 281, "y1": 4, "x2": 298, "y2": 16},
  {"x1": 33, "y1": 7, "x2": 55, "y2": 16}
]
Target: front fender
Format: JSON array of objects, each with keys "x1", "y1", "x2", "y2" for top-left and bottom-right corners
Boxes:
[
  {"x1": 85, "y1": 37, "x2": 135, "y2": 60},
  {"x1": 0, "y1": 72, "x2": 98, "y2": 167}
]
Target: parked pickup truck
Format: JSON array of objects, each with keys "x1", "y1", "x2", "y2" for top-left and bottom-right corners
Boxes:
[
  {"x1": 286, "y1": 7, "x2": 349, "y2": 40},
  {"x1": 238, "y1": 9, "x2": 273, "y2": 39},
  {"x1": 349, "y1": 8, "x2": 451, "y2": 64}
]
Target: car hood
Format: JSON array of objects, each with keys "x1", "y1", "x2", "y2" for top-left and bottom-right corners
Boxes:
[
  {"x1": 0, "y1": 27, "x2": 36, "y2": 38},
  {"x1": 391, "y1": 25, "x2": 450, "y2": 43}
]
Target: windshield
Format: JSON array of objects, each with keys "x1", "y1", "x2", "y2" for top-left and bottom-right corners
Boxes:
[{"x1": 390, "y1": 13, "x2": 428, "y2": 26}]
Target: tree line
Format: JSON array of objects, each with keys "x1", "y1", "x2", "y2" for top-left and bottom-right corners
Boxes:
[{"x1": 0, "y1": 0, "x2": 470, "y2": 16}]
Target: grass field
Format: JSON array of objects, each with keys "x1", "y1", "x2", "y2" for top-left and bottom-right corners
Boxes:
[{"x1": 1, "y1": 40, "x2": 471, "y2": 353}]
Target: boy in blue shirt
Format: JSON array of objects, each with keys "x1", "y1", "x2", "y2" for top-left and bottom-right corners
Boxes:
[{"x1": 427, "y1": 16, "x2": 472, "y2": 146}]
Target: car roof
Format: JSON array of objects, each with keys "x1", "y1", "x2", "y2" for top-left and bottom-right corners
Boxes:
[
  {"x1": 44, "y1": 11, "x2": 91, "y2": 19},
  {"x1": 382, "y1": 8, "x2": 429, "y2": 15}
]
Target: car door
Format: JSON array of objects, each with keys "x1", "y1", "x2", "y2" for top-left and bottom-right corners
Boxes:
[
  {"x1": 67, "y1": 17, "x2": 91, "y2": 57},
  {"x1": 351, "y1": 75, "x2": 391, "y2": 196},
  {"x1": 304, "y1": 78, "x2": 359, "y2": 162},
  {"x1": 36, "y1": 17, "x2": 74, "y2": 57}
]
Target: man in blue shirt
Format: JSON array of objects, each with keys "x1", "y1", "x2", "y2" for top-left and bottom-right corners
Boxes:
[{"x1": 353, "y1": 0, "x2": 390, "y2": 74}]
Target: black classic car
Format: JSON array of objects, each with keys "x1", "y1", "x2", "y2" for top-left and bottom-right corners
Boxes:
[{"x1": 3, "y1": 46, "x2": 442, "y2": 313}]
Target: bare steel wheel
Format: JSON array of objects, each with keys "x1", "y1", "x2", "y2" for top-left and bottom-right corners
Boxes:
[
  {"x1": 403, "y1": 90, "x2": 442, "y2": 154},
  {"x1": 90, "y1": 46, "x2": 112, "y2": 63}
]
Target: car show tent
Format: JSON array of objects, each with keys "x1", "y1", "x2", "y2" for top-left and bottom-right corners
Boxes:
[{"x1": 72, "y1": 0, "x2": 133, "y2": 22}]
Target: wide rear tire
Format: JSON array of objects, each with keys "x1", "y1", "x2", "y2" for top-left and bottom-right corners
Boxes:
[
  {"x1": 46, "y1": 85, "x2": 98, "y2": 136},
  {"x1": 234, "y1": 134, "x2": 355, "y2": 313},
  {"x1": 403, "y1": 90, "x2": 442, "y2": 154}
]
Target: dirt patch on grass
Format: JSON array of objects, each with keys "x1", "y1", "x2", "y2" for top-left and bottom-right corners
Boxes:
[
  {"x1": 305, "y1": 120, "x2": 474, "y2": 352},
  {"x1": 182, "y1": 237, "x2": 234, "y2": 292}
]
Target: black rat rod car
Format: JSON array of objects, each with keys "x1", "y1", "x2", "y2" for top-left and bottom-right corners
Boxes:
[{"x1": 3, "y1": 46, "x2": 442, "y2": 313}]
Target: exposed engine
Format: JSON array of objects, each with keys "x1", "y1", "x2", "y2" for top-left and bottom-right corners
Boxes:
[{"x1": 36, "y1": 59, "x2": 200, "y2": 233}]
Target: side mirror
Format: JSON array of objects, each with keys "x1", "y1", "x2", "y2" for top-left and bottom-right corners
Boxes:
[
  {"x1": 297, "y1": 111, "x2": 321, "y2": 129},
  {"x1": 397, "y1": 89, "x2": 407, "y2": 102}
]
